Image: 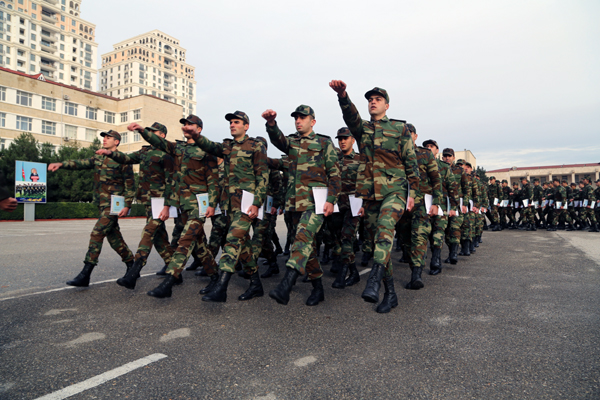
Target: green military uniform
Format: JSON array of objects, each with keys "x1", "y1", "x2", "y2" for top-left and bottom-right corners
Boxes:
[
  {"x1": 457, "y1": 161, "x2": 479, "y2": 255},
  {"x1": 267, "y1": 105, "x2": 341, "y2": 306},
  {"x1": 549, "y1": 183, "x2": 574, "y2": 230},
  {"x1": 207, "y1": 162, "x2": 230, "y2": 258},
  {"x1": 519, "y1": 179, "x2": 536, "y2": 230},
  {"x1": 487, "y1": 177, "x2": 502, "y2": 230},
  {"x1": 444, "y1": 151, "x2": 469, "y2": 264},
  {"x1": 594, "y1": 181, "x2": 600, "y2": 226},
  {"x1": 532, "y1": 180, "x2": 544, "y2": 227},
  {"x1": 580, "y1": 176, "x2": 598, "y2": 231}
]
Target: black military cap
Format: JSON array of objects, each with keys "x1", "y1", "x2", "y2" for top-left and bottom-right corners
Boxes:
[
  {"x1": 422, "y1": 139, "x2": 438, "y2": 149},
  {"x1": 521, "y1": 177, "x2": 528, "y2": 181},
  {"x1": 570, "y1": 182, "x2": 576, "y2": 187},
  {"x1": 455, "y1": 159, "x2": 465, "y2": 165},
  {"x1": 406, "y1": 123, "x2": 416, "y2": 134},
  {"x1": 583, "y1": 174, "x2": 592, "y2": 181},
  {"x1": 225, "y1": 110, "x2": 250, "y2": 125},
  {"x1": 179, "y1": 114, "x2": 203, "y2": 128},
  {"x1": 596, "y1": 179, "x2": 600, "y2": 183},
  {"x1": 513, "y1": 182, "x2": 519, "y2": 186},
  {"x1": 489, "y1": 176, "x2": 496, "y2": 180},
  {"x1": 147, "y1": 122, "x2": 168, "y2": 136},
  {"x1": 465, "y1": 162, "x2": 472, "y2": 168},
  {"x1": 561, "y1": 179, "x2": 568, "y2": 183},
  {"x1": 100, "y1": 130, "x2": 122, "y2": 142},
  {"x1": 335, "y1": 127, "x2": 351, "y2": 139},
  {"x1": 502, "y1": 179, "x2": 508, "y2": 184},
  {"x1": 442, "y1": 148, "x2": 455, "y2": 157},
  {"x1": 291, "y1": 105, "x2": 315, "y2": 119},
  {"x1": 533, "y1": 178, "x2": 539, "y2": 182},
  {"x1": 364, "y1": 87, "x2": 389, "y2": 103}
]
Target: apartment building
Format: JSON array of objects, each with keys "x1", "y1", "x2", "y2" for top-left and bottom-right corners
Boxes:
[
  {"x1": 0, "y1": 67, "x2": 183, "y2": 154},
  {"x1": 99, "y1": 30, "x2": 196, "y2": 118},
  {"x1": 0, "y1": 0, "x2": 97, "y2": 90}
]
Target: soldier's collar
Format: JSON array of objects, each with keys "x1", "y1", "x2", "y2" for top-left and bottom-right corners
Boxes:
[
  {"x1": 370, "y1": 115, "x2": 389, "y2": 123},
  {"x1": 296, "y1": 131, "x2": 316, "y2": 140},
  {"x1": 343, "y1": 150, "x2": 356, "y2": 159},
  {"x1": 234, "y1": 134, "x2": 248, "y2": 144}
]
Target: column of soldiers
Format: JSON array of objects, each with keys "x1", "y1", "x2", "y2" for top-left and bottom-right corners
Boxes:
[{"x1": 46, "y1": 80, "x2": 598, "y2": 316}]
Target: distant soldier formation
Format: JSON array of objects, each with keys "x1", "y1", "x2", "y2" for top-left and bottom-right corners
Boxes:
[{"x1": 39, "y1": 80, "x2": 599, "y2": 314}]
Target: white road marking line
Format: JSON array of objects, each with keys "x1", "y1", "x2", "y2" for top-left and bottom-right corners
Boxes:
[
  {"x1": 359, "y1": 268, "x2": 371, "y2": 276},
  {"x1": 34, "y1": 353, "x2": 167, "y2": 400},
  {"x1": 0, "y1": 273, "x2": 157, "y2": 302}
]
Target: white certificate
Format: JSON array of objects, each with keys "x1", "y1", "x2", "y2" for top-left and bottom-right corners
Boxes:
[
  {"x1": 151, "y1": 197, "x2": 178, "y2": 219},
  {"x1": 349, "y1": 195, "x2": 363, "y2": 217}
]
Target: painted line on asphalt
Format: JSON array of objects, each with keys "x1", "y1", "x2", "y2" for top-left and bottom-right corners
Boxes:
[
  {"x1": 34, "y1": 353, "x2": 167, "y2": 400},
  {"x1": 0, "y1": 273, "x2": 157, "y2": 302},
  {"x1": 359, "y1": 268, "x2": 371, "y2": 276}
]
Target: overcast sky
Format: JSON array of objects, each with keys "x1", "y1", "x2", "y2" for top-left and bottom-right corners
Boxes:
[{"x1": 85, "y1": 0, "x2": 600, "y2": 171}]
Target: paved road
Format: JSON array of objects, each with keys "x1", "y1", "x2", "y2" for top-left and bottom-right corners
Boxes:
[{"x1": 0, "y1": 218, "x2": 599, "y2": 399}]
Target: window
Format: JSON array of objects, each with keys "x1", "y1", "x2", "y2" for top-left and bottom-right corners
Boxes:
[
  {"x1": 104, "y1": 111, "x2": 115, "y2": 124},
  {"x1": 0, "y1": 87, "x2": 6, "y2": 102},
  {"x1": 85, "y1": 106, "x2": 97, "y2": 120},
  {"x1": 133, "y1": 109, "x2": 141, "y2": 120},
  {"x1": 16, "y1": 90, "x2": 32, "y2": 106},
  {"x1": 64, "y1": 124, "x2": 77, "y2": 139},
  {"x1": 85, "y1": 128, "x2": 96, "y2": 141},
  {"x1": 120, "y1": 111, "x2": 128, "y2": 123},
  {"x1": 133, "y1": 131, "x2": 140, "y2": 142},
  {"x1": 16, "y1": 115, "x2": 32, "y2": 131},
  {"x1": 42, "y1": 120, "x2": 56, "y2": 135},
  {"x1": 121, "y1": 131, "x2": 128, "y2": 144},
  {"x1": 64, "y1": 101, "x2": 77, "y2": 116},
  {"x1": 0, "y1": 112, "x2": 5, "y2": 127},
  {"x1": 30, "y1": 54, "x2": 35, "y2": 61}
]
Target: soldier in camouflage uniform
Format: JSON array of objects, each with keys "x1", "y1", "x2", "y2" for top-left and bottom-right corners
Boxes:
[
  {"x1": 263, "y1": 105, "x2": 340, "y2": 306},
  {"x1": 499, "y1": 180, "x2": 510, "y2": 228},
  {"x1": 509, "y1": 182, "x2": 520, "y2": 229},
  {"x1": 96, "y1": 122, "x2": 176, "y2": 289},
  {"x1": 580, "y1": 175, "x2": 599, "y2": 232},
  {"x1": 330, "y1": 80, "x2": 419, "y2": 313},
  {"x1": 456, "y1": 160, "x2": 479, "y2": 255},
  {"x1": 329, "y1": 127, "x2": 362, "y2": 289},
  {"x1": 519, "y1": 177, "x2": 536, "y2": 231},
  {"x1": 442, "y1": 149, "x2": 469, "y2": 265},
  {"x1": 548, "y1": 178, "x2": 575, "y2": 231},
  {"x1": 135, "y1": 115, "x2": 219, "y2": 298},
  {"x1": 532, "y1": 178, "x2": 544, "y2": 228},
  {"x1": 487, "y1": 176, "x2": 502, "y2": 231},
  {"x1": 397, "y1": 128, "x2": 441, "y2": 290},
  {"x1": 192, "y1": 111, "x2": 269, "y2": 302},
  {"x1": 473, "y1": 175, "x2": 488, "y2": 247},
  {"x1": 424, "y1": 140, "x2": 458, "y2": 275},
  {"x1": 48, "y1": 130, "x2": 135, "y2": 287},
  {"x1": 594, "y1": 180, "x2": 600, "y2": 227}
]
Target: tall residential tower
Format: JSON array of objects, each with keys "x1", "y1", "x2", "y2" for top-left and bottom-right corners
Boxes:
[
  {"x1": 99, "y1": 30, "x2": 196, "y2": 118},
  {"x1": 0, "y1": 0, "x2": 98, "y2": 90}
]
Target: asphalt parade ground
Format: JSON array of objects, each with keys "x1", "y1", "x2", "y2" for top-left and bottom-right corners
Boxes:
[{"x1": 1, "y1": 217, "x2": 599, "y2": 399}]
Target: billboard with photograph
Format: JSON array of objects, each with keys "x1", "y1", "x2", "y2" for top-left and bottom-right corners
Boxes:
[{"x1": 15, "y1": 161, "x2": 47, "y2": 203}]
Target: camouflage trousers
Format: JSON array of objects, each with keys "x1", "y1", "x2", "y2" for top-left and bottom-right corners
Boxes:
[
  {"x1": 499, "y1": 207, "x2": 509, "y2": 225},
  {"x1": 286, "y1": 210, "x2": 325, "y2": 280},
  {"x1": 429, "y1": 213, "x2": 448, "y2": 250},
  {"x1": 475, "y1": 212, "x2": 483, "y2": 236},
  {"x1": 446, "y1": 214, "x2": 464, "y2": 246},
  {"x1": 317, "y1": 216, "x2": 336, "y2": 252},
  {"x1": 238, "y1": 213, "x2": 277, "y2": 274},
  {"x1": 261, "y1": 215, "x2": 279, "y2": 262},
  {"x1": 85, "y1": 207, "x2": 133, "y2": 266},
  {"x1": 364, "y1": 193, "x2": 407, "y2": 277},
  {"x1": 133, "y1": 206, "x2": 174, "y2": 266},
  {"x1": 361, "y1": 212, "x2": 376, "y2": 254},
  {"x1": 284, "y1": 211, "x2": 294, "y2": 248},
  {"x1": 329, "y1": 206, "x2": 360, "y2": 265},
  {"x1": 170, "y1": 214, "x2": 185, "y2": 249},
  {"x1": 460, "y1": 211, "x2": 475, "y2": 241},
  {"x1": 167, "y1": 211, "x2": 217, "y2": 278},
  {"x1": 218, "y1": 210, "x2": 254, "y2": 274},
  {"x1": 521, "y1": 206, "x2": 535, "y2": 225},
  {"x1": 398, "y1": 199, "x2": 431, "y2": 270},
  {"x1": 595, "y1": 207, "x2": 600, "y2": 223},
  {"x1": 208, "y1": 213, "x2": 230, "y2": 258},
  {"x1": 552, "y1": 209, "x2": 572, "y2": 226},
  {"x1": 580, "y1": 207, "x2": 598, "y2": 224},
  {"x1": 488, "y1": 205, "x2": 499, "y2": 225}
]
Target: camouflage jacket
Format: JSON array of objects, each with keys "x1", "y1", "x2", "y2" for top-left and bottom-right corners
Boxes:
[
  {"x1": 437, "y1": 159, "x2": 458, "y2": 211},
  {"x1": 266, "y1": 168, "x2": 284, "y2": 210},
  {"x1": 140, "y1": 130, "x2": 218, "y2": 218},
  {"x1": 478, "y1": 180, "x2": 489, "y2": 208},
  {"x1": 267, "y1": 157, "x2": 290, "y2": 209},
  {"x1": 195, "y1": 135, "x2": 268, "y2": 213},
  {"x1": 553, "y1": 185, "x2": 567, "y2": 203},
  {"x1": 501, "y1": 185, "x2": 511, "y2": 201},
  {"x1": 338, "y1": 150, "x2": 361, "y2": 209},
  {"x1": 510, "y1": 187, "x2": 521, "y2": 203},
  {"x1": 415, "y1": 146, "x2": 442, "y2": 206},
  {"x1": 521, "y1": 183, "x2": 533, "y2": 203},
  {"x1": 488, "y1": 183, "x2": 501, "y2": 204},
  {"x1": 338, "y1": 94, "x2": 420, "y2": 201},
  {"x1": 107, "y1": 144, "x2": 175, "y2": 207},
  {"x1": 594, "y1": 187, "x2": 600, "y2": 204},
  {"x1": 267, "y1": 124, "x2": 341, "y2": 212},
  {"x1": 468, "y1": 173, "x2": 480, "y2": 209},
  {"x1": 449, "y1": 163, "x2": 470, "y2": 208},
  {"x1": 62, "y1": 155, "x2": 134, "y2": 209},
  {"x1": 533, "y1": 185, "x2": 544, "y2": 202},
  {"x1": 544, "y1": 187, "x2": 555, "y2": 201},
  {"x1": 581, "y1": 183, "x2": 596, "y2": 203}
]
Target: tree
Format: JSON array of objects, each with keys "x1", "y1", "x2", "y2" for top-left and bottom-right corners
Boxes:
[{"x1": 476, "y1": 166, "x2": 489, "y2": 184}]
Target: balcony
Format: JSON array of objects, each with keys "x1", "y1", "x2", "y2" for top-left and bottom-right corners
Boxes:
[
  {"x1": 41, "y1": 12, "x2": 57, "y2": 24},
  {"x1": 163, "y1": 47, "x2": 173, "y2": 55},
  {"x1": 40, "y1": 42, "x2": 58, "y2": 53},
  {"x1": 163, "y1": 63, "x2": 173, "y2": 70},
  {"x1": 40, "y1": 30, "x2": 57, "y2": 42},
  {"x1": 43, "y1": 0, "x2": 59, "y2": 5},
  {"x1": 40, "y1": 70, "x2": 55, "y2": 79},
  {"x1": 163, "y1": 74, "x2": 173, "y2": 83},
  {"x1": 40, "y1": 61, "x2": 57, "y2": 71}
]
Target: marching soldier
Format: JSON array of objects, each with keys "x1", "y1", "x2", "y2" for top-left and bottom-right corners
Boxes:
[
  {"x1": 443, "y1": 149, "x2": 468, "y2": 265},
  {"x1": 487, "y1": 176, "x2": 502, "y2": 231}
]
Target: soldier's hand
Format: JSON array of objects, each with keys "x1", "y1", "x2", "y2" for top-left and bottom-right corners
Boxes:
[
  {"x1": 407, "y1": 196, "x2": 415, "y2": 212},
  {"x1": 118, "y1": 207, "x2": 130, "y2": 218},
  {"x1": 95, "y1": 149, "x2": 112, "y2": 156},
  {"x1": 261, "y1": 110, "x2": 277, "y2": 126},
  {"x1": 323, "y1": 202, "x2": 334, "y2": 217},
  {"x1": 205, "y1": 206, "x2": 215, "y2": 218},
  {"x1": 270, "y1": 207, "x2": 277, "y2": 215},
  {"x1": 247, "y1": 205, "x2": 259, "y2": 219},
  {"x1": 128, "y1": 123, "x2": 143, "y2": 132},
  {"x1": 48, "y1": 163, "x2": 62, "y2": 172},
  {"x1": 472, "y1": 207, "x2": 479, "y2": 214},
  {"x1": 449, "y1": 210, "x2": 457, "y2": 217},
  {"x1": 428, "y1": 204, "x2": 439, "y2": 217},
  {"x1": 357, "y1": 207, "x2": 365, "y2": 217},
  {"x1": 461, "y1": 205, "x2": 468, "y2": 214},
  {"x1": 159, "y1": 206, "x2": 170, "y2": 221},
  {"x1": 278, "y1": 208, "x2": 284, "y2": 215},
  {"x1": 0, "y1": 197, "x2": 17, "y2": 212},
  {"x1": 329, "y1": 80, "x2": 347, "y2": 97}
]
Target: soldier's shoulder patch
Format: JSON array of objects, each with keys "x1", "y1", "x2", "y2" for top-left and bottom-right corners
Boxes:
[
  {"x1": 223, "y1": 138, "x2": 233, "y2": 143},
  {"x1": 176, "y1": 140, "x2": 186, "y2": 144},
  {"x1": 316, "y1": 133, "x2": 332, "y2": 139},
  {"x1": 288, "y1": 133, "x2": 300, "y2": 139},
  {"x1": 390, "y1": 119, "x2": 407, "y2": 123},
  {"x1": 141, "y1": 145, "x2": 151, "y2": 150},
  {"x1": 440, "y1": 160, "x2": 450, "y2": 166}
]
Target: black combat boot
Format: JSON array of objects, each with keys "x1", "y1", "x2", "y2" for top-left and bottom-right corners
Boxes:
[
  {"x1": 332, "y1": 263, "x2": 349, "y2": 289},
  {"x1": 185, "y1": 255, "x2": 201, "y2": 271},
  {"x1": 360, "y1": 251, "x2": 372, "y2": 267},
  {"x1": 376, "y1": 276, "x2": 398, "y2": 313},
  {"x1": 547, "y1": 224, "x2": 556, "y2": 231},
  {"x1": 66, "y1": 262, "x2": 95, "y2": 287},
  {"x1": 589, "y1": 223, "x2": 599, "y2": 233},
  {"x1": 405, "y1": 266, "x2": 424, "y2": 290},
  {"x1": 201, "y1": 271, "x2": 232, "y2": 302},
  {"x1": 345, "y1": 262, "x2": 360, "y2": 286},
  {"x1": 527, "y1": 224, "x2": 537, "y2": 231},
  {"x1": 117, "y1": 258, "x2": 145, "y2": 290},
  {"x1": 361, "y1": 263, "x2": 385, "y2": 303},
  {"x1": 469, "y1": 239, "x2": 476, "y2": 253},
  {"x1": 306, "y1": 278, "x2": 325, "y2": 306},
  {"x1": 199, "y1": 273, "x2": 219, "y2": 294},
  {"x1": 321, "y1": 246, "x2": 331, "y2": 265},
  {"x1": 238, "y1": 272, "x2": 264, "y2": 301},
  {"x1": 156, "y1": 264, "x2": 168, "y2": 276},
  {"x1": 429, "y1": 247, "x2": 442, "y2": 275},
  {"x1": 483, "y1": 223, "x2": 488, "y2": 231},
  {"x1": 195, "y1": 267, "x2": 208, "y2": 277},
  {"x1": 147, "y1": 274, "x2": 181, "y2": 298},
  {"x1": 474, "y1": 236, "x2": 480, "y2": 248},
  {"x1": 330, "y1": 255, "x2": 341, "y2": 274},
  {"x1": 125, "y1": 260, "x2": 134, "y2": 271},
  {"x1": 283, "y1": 240, "x2": 291, "y2": 256},
  {"x1": 398, "y1": 246, "x2": 410, "y2": 263},
  {"x1": 458, "y1": 240, "x2": 470, "y2": 256},
  {"x1": 566, "y1": 222, "x2": 575, "y2": 231},
  {"x1": 449, "y1": 243, "x2": 459, "y2": 265},
  {"x1": 395, "y1": 239, "x2": 402, "y2": 252},
  {"x1": 269, "y1": 268, "x2": 300, "y2": 305},
  {"x1": 260, "y1": 259, "x2": 280, "y2": 278},
  {"x1": 274, "y1": 241, "x2": 283, "y2": 256}
]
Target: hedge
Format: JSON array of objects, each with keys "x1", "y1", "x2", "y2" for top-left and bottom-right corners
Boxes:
[{"x1": 0, "y1": 203, "x2": 146, "y2": 221}]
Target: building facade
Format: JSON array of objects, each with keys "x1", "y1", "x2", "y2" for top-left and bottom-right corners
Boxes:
[
  {"x1": 99, "y1": 30, "x2": 196, "y2": 118},
  {"x1": 488, "y1": 163, "x2": 600, "y2": 186},
  {"x1": 0, "y1": 0, "x2": 98, "y2": 90},
  {"x1": 0, "y1": 67, "x2": 183, "y2": 154}
]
